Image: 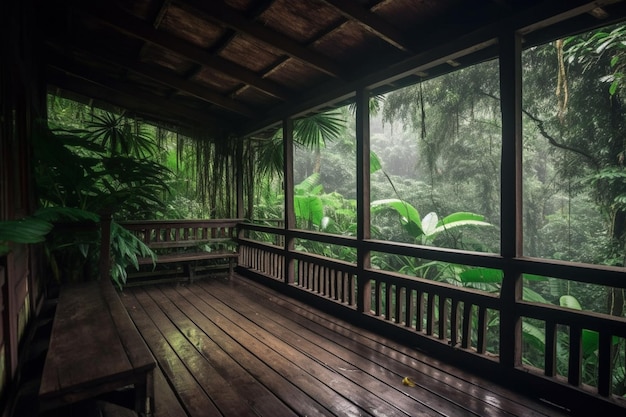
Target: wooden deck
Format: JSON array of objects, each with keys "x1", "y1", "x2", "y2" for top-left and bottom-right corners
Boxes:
[{"x1": 114, "y1": 275, "x2": 570, "y2": 417}]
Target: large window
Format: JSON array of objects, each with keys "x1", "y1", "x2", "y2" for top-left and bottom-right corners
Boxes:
[
  {"x1": 522, "y1": 23, "x2": 626, "y2": 268},
  {"x1": 372, "y1": 60, "x2": 501, "y2": 253},
  {"x1": 293, "y1": 105, "x2": 355, "y2": 237}
]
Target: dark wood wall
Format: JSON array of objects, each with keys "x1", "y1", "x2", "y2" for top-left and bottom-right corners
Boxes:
[{"x1": 0, "y1": 0, "x2": 47, "y2": 413}]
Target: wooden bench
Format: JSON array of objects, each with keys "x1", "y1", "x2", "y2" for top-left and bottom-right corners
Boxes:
[
  {"x1": 121, "y1": 219, "x2": 241, "y2": 283},
  {"x1": 39, "y1": 280, "x2": 156, "y2": 416}
]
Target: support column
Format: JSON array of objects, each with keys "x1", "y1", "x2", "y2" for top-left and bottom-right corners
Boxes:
[
  {"x1": 283, "y1": 118, "x2": 296, "y2": 284},
  {"x1": 499, "y1": 31, "x2": 523, "y2": 369},
  {"x1": 355, "y1": 89, "x2": 371, "y2": 314},
  {"x1": 236, "y1": 137, "x2": 244, "y2": 220}
]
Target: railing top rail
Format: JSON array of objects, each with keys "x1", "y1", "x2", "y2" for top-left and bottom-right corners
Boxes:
[{"x1": 120, "y1": 219, "x2": 244, "y2": 227}]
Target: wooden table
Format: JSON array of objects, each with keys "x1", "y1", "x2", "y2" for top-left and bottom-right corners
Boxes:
[{"x1": 39, "y1": 280, "x2": 156, "y2": 415}]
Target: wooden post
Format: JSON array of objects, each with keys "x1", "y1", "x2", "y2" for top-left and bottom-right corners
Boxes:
[
  {"x1": 283, "y1": 118, "x2": 295, "y2": 284},
  {"x1": 236, "y1": 137, "x2": 244, "y2": 220},
  {"x1": 499, "y1": 30, "x2": 523, "y2": 369},
  {"x1": 100, "y1": 211, "x2": 113, "y2": 283},
  {"x1": 355, "y1": 89, "x2": 371, "y2": 314}
]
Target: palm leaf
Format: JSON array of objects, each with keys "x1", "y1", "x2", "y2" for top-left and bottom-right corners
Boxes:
[{"x1": 293, "y1": 111, "x2": 344, "y2": 149}]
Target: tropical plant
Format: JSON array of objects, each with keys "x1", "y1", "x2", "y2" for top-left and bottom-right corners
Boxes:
[
  {"x1": 33, "y1": 109, "x2": 171, "y2": 286},
  {"x1": 0, "y1": 216, "x2": 53, "y2": 256},
  {"x1": 370, "y1": 198, "x2": 493, "y2": 246}
]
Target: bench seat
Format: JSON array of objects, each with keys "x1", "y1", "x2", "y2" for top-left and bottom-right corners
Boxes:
[
  {"x1": 120, "y1": 219, "x2": 241, "y2": 284},
  {"x1": 39, "y1": 280, "x2": 156, "y2": 415}
]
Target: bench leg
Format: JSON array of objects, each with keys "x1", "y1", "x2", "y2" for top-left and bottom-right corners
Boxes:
[
  {"x1": 135, "y1": 370, "x2": 154, "y2": 417},
  {"x1": 187, "y1": 263, "x2": 196, "y2": 284}
]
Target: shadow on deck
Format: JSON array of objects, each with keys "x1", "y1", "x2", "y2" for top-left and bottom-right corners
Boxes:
[{"x1": 117, "y1": 275, "x2": 569, "y2": 417}]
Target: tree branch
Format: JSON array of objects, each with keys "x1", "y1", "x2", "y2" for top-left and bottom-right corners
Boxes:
[{"x1": 481, "y1": 91, "x2": 600, "y2": 168}]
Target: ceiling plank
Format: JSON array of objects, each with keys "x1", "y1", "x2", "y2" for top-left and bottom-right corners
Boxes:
[
  {"x1": 75, "y1": 5, "x2": 292, "y2": 101},
  {"x1": 320, "y1": 0, "x2": 414, "y2": 53},
  {"x1": 180, "y1": 0, "x2": 344, "y2": 78},
  {"x1": 45, "y1": 58, "x2": 233, "y2": 133},
  {"x1": 49, "y1": 41, "x2": 258, "y2": 117},
  {"x1": 47, "y1": 72, "x2": 230, "y2": 136}
]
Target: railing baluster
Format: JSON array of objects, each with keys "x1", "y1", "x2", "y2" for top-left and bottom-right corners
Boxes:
[
  {"x1": 438, "y1": 296, "x2": 447, "y2": 340},
  {"x1": 568, "y1": 325, "x2": 583, "y2": 387},
  {"x1": 598, "y1": 331, "x2": 612, "y2": 397},
  {"x1": 395, "y1": 286, "x2": 403, "y2": 325},
  {"x1": 461, "y1": 302, "x2": 472, "y2": 349},
  {"x1": 426, "y1": 293, "x2": 435, "y2": 336},
  {"x1": 348, "y1": 273, "x2": 355, "y2": 306},
  {"x1": 450, "y1": 299, "x2": 460, "y2": 347},
  {"x1": 545, "y1": 320, "x2": 557, "y2": 377},
  {"x1": 416, "y1": 290, "x2": 424, "y2": 332},
  {"x1": 375, "y1": 280, "x2": 382, "y2": 316},
  {"x1": 385, "y1": 282, "x2": 393, "y2": 321},
  {"x1": 405, "y1": 288, "x2": 414, "y2": 329},
  {"x1": 477, "y1": 306, "x2": 487, "y2": 354}
]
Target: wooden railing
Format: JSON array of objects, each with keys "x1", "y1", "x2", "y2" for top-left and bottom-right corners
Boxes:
[
  {"x1": 102, "y1": 218, "x2": 241, "y2": 283},
  {"x1": 120, "y1": 219, "x2": 240, "y2": 247},
  {"x1": 236, "y1": 221, "x2": 626, "y2": 414}
]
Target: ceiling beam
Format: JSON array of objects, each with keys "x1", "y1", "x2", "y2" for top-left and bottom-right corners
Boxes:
[
  {"x1": 76, "y1": 5, "x2": 292, "y2": 101},
  {"x1": 48, "y1": 73, "x2": 228, "y2": 135},
  {"x1": 45, "y1": 60, "x2": 233, "y2": 134},
  {"x1": 49, "y1": 41, "x2": 258, "y2": 118},
  {"x1": 179, "y1": 0, "x2": 343, "y2": 78},
  {"x1": 320, "y1": 0, "x2": 414, "y2": 53}
]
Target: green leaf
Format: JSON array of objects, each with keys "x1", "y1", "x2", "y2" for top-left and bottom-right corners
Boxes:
[
  {"x1": 459, "y1": 268, "x2": 502, "y2": 283},
  {"x1": 0, "y1": 218, "x2": 53, "y2": 244},
  {"x1": 295, "y1": 173, "x2": 321, "y2": 195},
  {"x1": 522, "y1": 273, "x2": 548, "y2": 281},
  {"x1": 421, "y1": 212, "x2": 438, "y2": 236},
  {"x1": 560, "y1": 295, "x2": 582, "y2": 310},
  {"x1": 522, "y1": 321, "x2": 545, "y2": 350},
  {"x1": 371, "y1": 199, "x2": 422, "y2": 234},
  {"x1": 34, "y1": 207, "x2": 99, "y2": 223},
  {"x1": 523, "y1": 287, "x2": 548, "y2": 303},
  {"x1": 370, "y1": 151, "x2": 382, "y2": 174},
  {"x1": 294, "y1": 195, "x2": 324, "y2": 227},
  {"x1": 432, "y1": 212, "x2": 492, "y2": 235}
]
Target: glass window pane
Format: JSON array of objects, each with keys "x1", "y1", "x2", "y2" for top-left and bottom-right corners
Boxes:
[
  {"x1": 522, "y1": 23, "x2": 626, "y2": 268},
  {"x1": 373, "y1": 60, "x2": 501, "y2": 254}
]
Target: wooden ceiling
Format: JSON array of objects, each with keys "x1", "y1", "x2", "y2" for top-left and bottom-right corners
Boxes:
[{"x1": 38, "y1": 0, "x2": 626, "y2": 139}]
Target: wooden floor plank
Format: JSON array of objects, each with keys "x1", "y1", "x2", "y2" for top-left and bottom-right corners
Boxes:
[
  {"x1": 144, "y1": 286, "x2": 300, "y2": 417},
  {"x1": 169, "y1": 284, "x2": 396, "y2": 417},
  {"x1": 116, "y1": 275, "x2": 570, "y2": 417},
  {"x1": 131, "y1": 287, "x2": 263, "y2": 417},
  {"x1": 152, "y1": 365, "x2": 189, "y2": 417},
  {"x1": 208, "y1": 277, "x2": 563, "y2": 417},
  {"x1": 201, "y1": 279, "x2": 500, "y2": 417},
  {"x1": 190, "y1": 280, "x2": 467, "y2": 417},
  {"x1": 120, "y1": 290, "x2": 223, "y2": 417}
]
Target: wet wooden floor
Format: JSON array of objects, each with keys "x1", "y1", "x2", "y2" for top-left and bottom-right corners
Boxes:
[{"x1": 119, "y1": 275, "x2": 568, "y2": 417}]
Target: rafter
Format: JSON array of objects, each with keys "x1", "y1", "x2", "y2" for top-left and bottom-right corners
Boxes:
[
  {"x1": 50, "y1": 41, "x2": 257, "y2": 117},
  {"x1": 45, "y1": 58, "x2": 234, "y2": 133},
  {"x1": 179, "y1": 0, "x2": 343, "y2": 78},
  {"x1": 47, "y1": 73, "x2": 230, "y2": 136},
  {"x1": 75, "y1": 5, "x2": 292, "y2": 101},
  {"x1": 320, "y1": 0, "x2": 414, "y2": 53}
]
